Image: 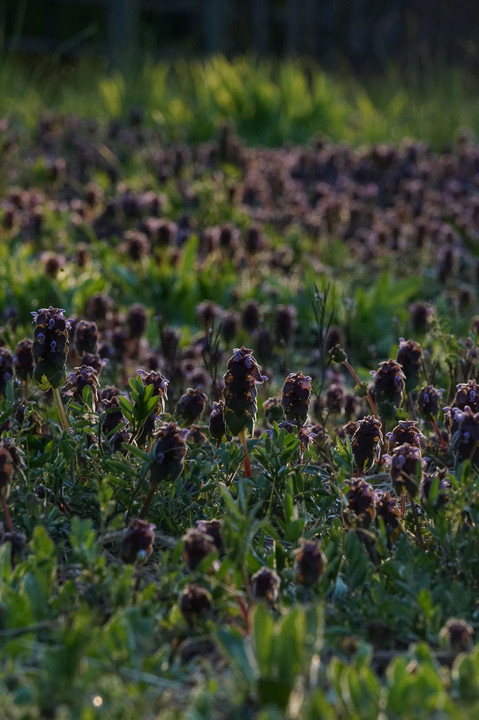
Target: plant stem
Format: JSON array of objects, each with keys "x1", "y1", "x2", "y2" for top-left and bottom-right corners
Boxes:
[
  {"x1": 409, "y1": 494, "x2": 425, "y2": 551},
  {"x1": 432, "y1": 418, "x2": 447, "y2": 450},
  {"x1": 52, "y1": 386, "x2": 70, "y2": 432},
  {"x1": 239, "y1": 429, "x2": 251, "y2": 477},
  {"x1": 343, "y1": 360, "x2": 379, "y2": 418},
  {"x1": 139, "y1": 483, "x2": 156, "y2": 519}
]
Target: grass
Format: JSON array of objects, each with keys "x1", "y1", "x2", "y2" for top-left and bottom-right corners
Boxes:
[{"x1": 1, "y1": 53, "x2": 479, "y2": 148}]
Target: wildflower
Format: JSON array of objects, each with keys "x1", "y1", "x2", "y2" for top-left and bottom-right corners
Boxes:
[
  {"x1": 421, "y1": 467, "x2": 451, "y2": 508},
  {"x1": 121, "y1": 518, "x2": 155, "y2": 564},
  {"x1": 396, "y1": 338, "x2": 423, "y2": 391},
  {"x1": 0, "y1": 348, "x2": 13, "y2": 397},
  {"x1": 223, "y1": 346, "x2": 266, "y2": 437},
  {"x1": 341, "y1": 477, "x2": 378, "y2": 529},
  {"x1": 175, "y1": 388, "x2": 208, "y2": 427},
  {"x1": 149, "y1": 423, "x2": 188, "y2": 486},
  {"x1": 182, "y1": 528, "x2": 216, "y2": 571},
  {"x1": 196, "y1": 519, "x2": 224, "y2": 553},
  {"x1": 74, "y1": 320, "x2": 99, "y2": 355},
  {"x1": 138, "y1": 369, "x2": 169, "y2": 414},
  {"x1": 251, "y1": 567, "x2": 280, "y2": 604},
  {"x1": 293, "y1": 539, "x2": 326, "y2": 587},
  {"x1": 63, "y1": 365, "x2": 100, "y2": 409},
  {"x1": 209, "y1": 400, "x2": 227, "y2": 443},
  {"x1": 126, "y1": 303, "x2": 148, "y2": 339},
  {"x1": 370, "y1": 359, "x2": 405, "y2": 417},
  {"x1": 101, "y1": 395, "x2": 125, "y2": 436},
  {"x1": 31, "y1": 306, "x2": 71, "y2": 390},
  {"x1": 281, "y1": 372, "x2": 311, "y2": 427},
  {"x1": 179, "y1": 584, "x2": 212, "y2": 623},
  {"x1": 385, "y1": 442, "x2": 426, "y2": 499},
  {"x1": 375, "y1": 491, "x2": 401, "y2": 540},
  {"x1": 275, "y1": 304, "x2": 297, "y2": 345},
  {"x1": 351, "y1": 415, "x2": 383, "y2": 472},
  {"x1": 387, "y1": 420, "x2": 425, "y2": 451},
  {"x1": 446, "y1": 406, "x2": 479, "y2": 466},
  {"x1": 263, "y1": 396, "x2": 284, "y2": 426},
  {"x1": 417, "y1": 385, "x2": 443, "y2": 421},
  {"x1": 440, "y1": 618, "x2": 474, "y2": 652},
  {"x1": 13, "y1": 339, "x2": 34, "y2": 382}
]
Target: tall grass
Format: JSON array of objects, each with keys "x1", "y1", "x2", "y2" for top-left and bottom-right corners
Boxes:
[{"x1": 2, "y1": 53, "x2": 479, "y2": 148}]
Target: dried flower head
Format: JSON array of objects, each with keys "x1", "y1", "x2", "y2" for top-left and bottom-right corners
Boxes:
[
  {"x1": 121, "y1": 518, "x2": 155, "y2": 564},
  {"x1": 281, "y1": 372, "x2": 312, "y2": 427},
  {"x1": 196, "y1": 519, "x2": 223, "y2": 553},
  {"x1": 127, "y1": 303, "x2": 148, "y2": 339},
  {"x1": 375, "y1": 491, "x2": 401, "y2": 537},
  {"x1": 31, "y1": 307, "x2": 72, "y2": 390}
]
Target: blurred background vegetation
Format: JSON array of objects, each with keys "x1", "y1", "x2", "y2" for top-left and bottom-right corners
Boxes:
[{"x1": 0, "y1": 1, "x2": 478, "y2": 149}]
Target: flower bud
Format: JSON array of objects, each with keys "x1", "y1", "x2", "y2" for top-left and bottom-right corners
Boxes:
[
  {"x1": 138, "y1": 369, "x2": 169, "y2": 414},
  {"x1": 417, "y1": 385, "x2": 443, "y2": 421},
  {"x1": 63, "y1": 365, "x2": 100, "y2": 409}
]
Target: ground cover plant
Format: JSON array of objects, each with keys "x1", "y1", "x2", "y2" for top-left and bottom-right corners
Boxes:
[{"x1": 1, "y1": 71, "x2": 479, "y2": 718}]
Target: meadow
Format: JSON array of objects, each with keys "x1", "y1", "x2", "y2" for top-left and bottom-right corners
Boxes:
[{"x1": 0, "y1": 56, "x2": 479, "y2": 719}]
